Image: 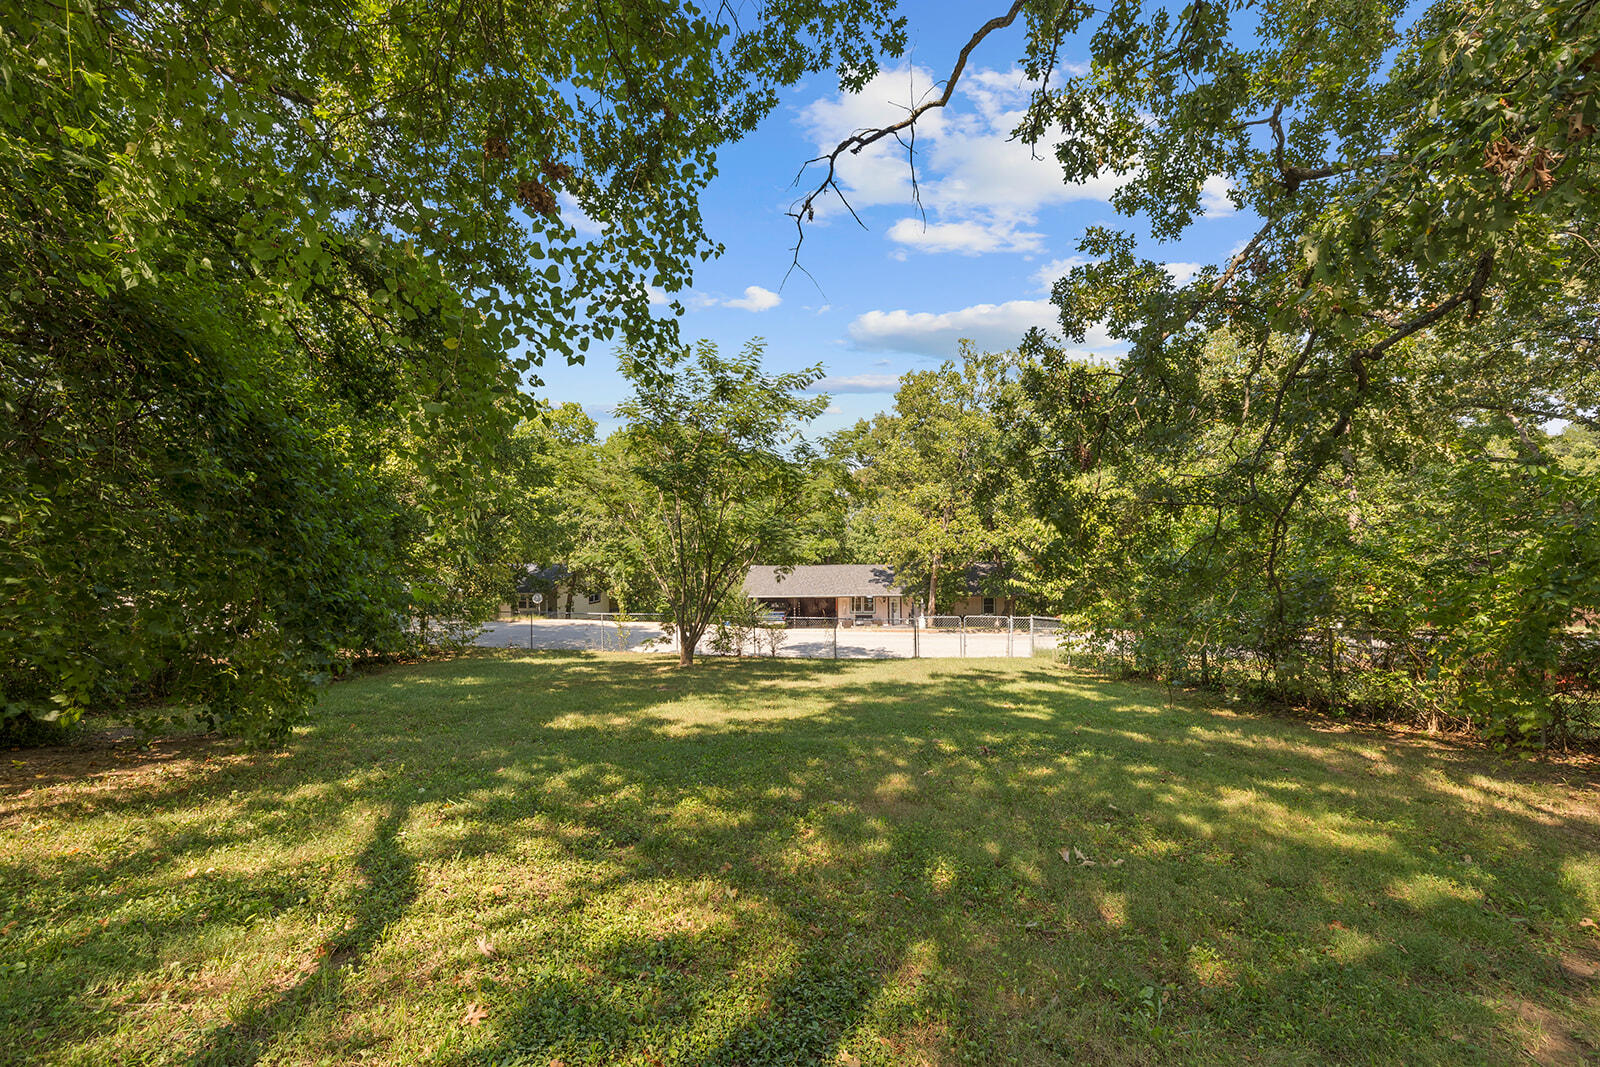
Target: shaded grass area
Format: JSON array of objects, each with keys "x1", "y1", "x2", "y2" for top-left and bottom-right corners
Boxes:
[{"x1": 2, "y1": 652, "x2": 1599, "y2": 1065}]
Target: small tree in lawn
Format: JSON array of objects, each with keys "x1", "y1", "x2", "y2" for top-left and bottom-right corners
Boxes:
[{"x1": 599, "y1": 340, "x2": 825, "y2": 666}]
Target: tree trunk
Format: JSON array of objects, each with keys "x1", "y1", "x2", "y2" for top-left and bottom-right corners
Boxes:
[
  {"x1": 927, "y1": 558, "x2": 939, "y2": 618},
  {"x1": 678, "y1": 621, "x2": 701, "y2": 666},
  {"x1": 1341, "y1": 446, "x2": 1360, "y2": 529}
]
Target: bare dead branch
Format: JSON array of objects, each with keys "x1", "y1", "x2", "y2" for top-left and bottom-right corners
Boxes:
[{"x1": 781, "y1": 0, "x2": 1029, "y2": 286}]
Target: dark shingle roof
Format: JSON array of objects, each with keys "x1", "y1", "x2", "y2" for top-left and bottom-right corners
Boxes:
[
  {"x1": 515, "y1": 563, "x2": 568, "y2": 593},
  {"x1": 961, "y1": 562, "x2": 1004, "y2": 594},
  {"x1": 743, "y1": 564, "x2": 903, "y2": 599}
]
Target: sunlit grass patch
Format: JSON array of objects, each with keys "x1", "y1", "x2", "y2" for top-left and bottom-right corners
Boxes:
[{"x1": 2, "y1": 651, "x2": 1597, "y2": 1065}]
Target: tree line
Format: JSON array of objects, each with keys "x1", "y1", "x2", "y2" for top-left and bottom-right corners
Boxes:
[
  {"x1": 525, "y1": 333, "x2": 1599, "y2": 751},
  {"x1": 4, "y1": 0, "x2": 1596, "y2": 744}
]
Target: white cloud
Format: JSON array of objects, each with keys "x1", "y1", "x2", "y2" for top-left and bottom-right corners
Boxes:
[
  {"x1": 824, "y1": 403, "x2": 843, "y2": 414},
  {"x1": 558, "y1": 192, "x2": 605, "y2": 238},
  {"x1": 1030, "y1": 255, "x2": 1204, "y2": 291},
  {"x1": 811, "y1": 373, "x2": 902, "y2": 394},
  {"x1": 646, "y1": 285, "x2": 670, "y2": 306},
  {"x1": 1031, "y1": 255, "x2": 1091, "y2": 292},
  {"x1": 724, "y1": 285, "x2": 782, "y2": 312},
  {"x1": 848, "y1": 298, "x2": 1123, "y2": 358},
  {"x1": 797, "y1": 65, "x2": 1123, "y2": 257},
  {"x1": 1200, "y1": 176, "x2": 1236, "y2": 217},
  {"x1": 682, "y1": 286, "x2": 784, "y2": 312},
  {"x1": 1165, "y1": 261, "x2": 1204, "y2": 285},
  {"x1": 885, "y1": 217, "x2": 1045, "y2": 255}
]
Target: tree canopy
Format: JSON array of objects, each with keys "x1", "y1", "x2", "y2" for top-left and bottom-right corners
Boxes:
[
  {"x1": 585, "y1": 341, "x2": 826, "y2": 666},
  {"x1": 5, "y1": 0, "x2": 1597, "y2": 745},
  {"x1": 1, "y1": 0, "x2": 907, "y2": 734},
  {"x1": 796, "y1": 0, "x2": 1599, "y2": 464},
  {"x1": 787, "y1": 0, "x2": 1599, "y2": 743}
]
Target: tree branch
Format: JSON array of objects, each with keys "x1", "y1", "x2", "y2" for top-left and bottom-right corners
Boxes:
[{"x1": 782, "y1": 0, "x2": 1029, "y2": 284}]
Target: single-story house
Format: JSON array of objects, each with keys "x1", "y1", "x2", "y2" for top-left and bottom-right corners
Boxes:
[
  {"x1": 944, "y1": 562, "x2": 1016, "y2": 619},
  {"x1": 511, "y1": 564, "x2": 619, "y2": 617},
  {"x1": 743, "y1": 564, "x2": 1015, "y2": 624}
]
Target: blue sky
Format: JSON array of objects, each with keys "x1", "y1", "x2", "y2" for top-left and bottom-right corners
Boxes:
[{"x1": 534, "y1": 1, "x2": 1257, "y2": 436}]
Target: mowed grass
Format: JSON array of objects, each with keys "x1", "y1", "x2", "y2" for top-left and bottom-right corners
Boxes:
[{"x1": 3, "y1": 655, "x2": 1599, "y2": 1066}]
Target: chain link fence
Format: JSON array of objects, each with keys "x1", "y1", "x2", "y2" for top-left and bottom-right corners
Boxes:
[
  {"x1": 477, "y1": 612, "x2": 1068, "y2": 660},
  {"x1": 1053, "y1": 627, "x2": 1600, "y2": 745}
]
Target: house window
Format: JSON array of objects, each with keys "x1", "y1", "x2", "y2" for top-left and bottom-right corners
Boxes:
[
  {"x1": 982, "y1": 596, "x2": 996, "y2": 615},
  {"x1": 587, "y1": 592, "x2": 602, "y2": 605},
  {"x1": 852, "y1": 596, "x2": 873, "y2": 613}
]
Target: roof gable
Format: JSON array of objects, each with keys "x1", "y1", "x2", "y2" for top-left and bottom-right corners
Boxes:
[{"x1": 743, "y1": 564, "x2": 902, "y2": 598}]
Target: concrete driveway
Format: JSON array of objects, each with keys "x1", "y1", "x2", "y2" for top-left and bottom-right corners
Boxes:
[
  {"x1": 475, "y1": 617, "x2": 672, "y2": 652},
  {"x1": 474, "y1": 618, "x2": 1060, "y2": 659}
]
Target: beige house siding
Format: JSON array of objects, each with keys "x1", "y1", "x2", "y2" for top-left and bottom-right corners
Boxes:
[
  {"x1": 831, "y1": 594, "x2": 915, "y2": 625},
  {"x1": 945, "y1": 594, "x2": 1013, "y2": 618},
  {"x1": 741, "y1": 565, "x2": 1018, "y2": 624},
  {"x1": 560, "y1": 586, "x2": 617, "y2": 617},
  {"x1": 512, "y1": 585, "x2": 614, "y2": 616}
]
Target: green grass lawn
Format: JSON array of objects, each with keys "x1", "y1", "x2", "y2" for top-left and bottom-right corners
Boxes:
[{"x1": 3, "y1": 654, "x2": 1598, "y2": 1066}]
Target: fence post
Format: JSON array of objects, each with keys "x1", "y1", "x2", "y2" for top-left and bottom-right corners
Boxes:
[
  {"x1": 913, "y1": 615, "x2": 920, "y2": 659},
  {"x1": 1029, "y1": 616, "x2": 1035, "y2": 657},
  {"x1": 960, "y1": 617, "x2": 966, "y2": 658},
  {"x1": 832, "y1": 617, "x2": 838, "y2": 660},
  {"x1": 1007, "y1": 616, "x2": 1014, "y2": 657}
]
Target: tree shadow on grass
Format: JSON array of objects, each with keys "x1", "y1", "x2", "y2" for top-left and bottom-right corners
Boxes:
[
  {"x1": 415, "y1": 658, "x2": 1600, "y2": 1065},
  {"x1": 183, "y1": 801, "x2": 418, "y2": 1066},
  {"x1": 5, "y1": 652, "x2": 1599, "y2": 1065}
]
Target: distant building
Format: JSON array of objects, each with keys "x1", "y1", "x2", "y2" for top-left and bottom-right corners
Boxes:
[
  {"x1": 742, "y1": 564, "x2": 1014, "y2": 624},
  {"x1": 511, "y1": 564, "x2": 618, "y2": 617},
  {"x1": 511, "y1": 561, "x2": 1020, "y2": 621}
]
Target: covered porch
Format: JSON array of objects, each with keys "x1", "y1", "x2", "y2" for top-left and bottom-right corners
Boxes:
[{"x1": 755, "y1": 595, "x2": 839, "y2": 619}]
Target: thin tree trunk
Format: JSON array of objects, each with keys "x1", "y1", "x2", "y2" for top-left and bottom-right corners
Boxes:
[
  {"x1": 1341, "y1": 446, "x2": 1360, "y2": 529},
  {"x1": 678, "y1": 624, "x2": 701, "y2": 667}
]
